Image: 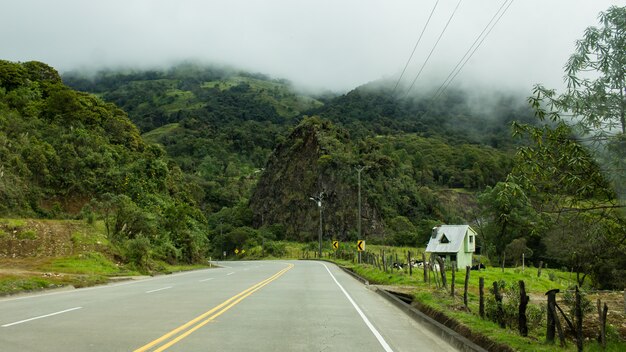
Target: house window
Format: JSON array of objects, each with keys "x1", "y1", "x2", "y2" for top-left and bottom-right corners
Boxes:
[
  {"x1": 440, "y1": 234, "x2": 449, "y2": 244},
  {"x1": 469, "y1": 236, "x2": 474, "y2": 243}
]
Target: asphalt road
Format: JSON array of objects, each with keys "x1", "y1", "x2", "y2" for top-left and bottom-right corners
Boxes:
[{"x1": 0, "y1": 260, "x2": 458, "y2": 352}]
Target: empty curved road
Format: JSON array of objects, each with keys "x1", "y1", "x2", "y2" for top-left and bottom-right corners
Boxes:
[{"x1": 0, "y1": 260, "x2": 457, "y2": 351}]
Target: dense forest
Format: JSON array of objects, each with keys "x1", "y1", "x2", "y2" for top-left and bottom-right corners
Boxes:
[
  {"x1": 0, "y1": 60, "x2": 208, "y2": 268},
  {"x1": 63, "y1": 63, "x2": 523, "y2": 247},
  {"x1": 3, "y1": 6, "x2": 625, "y2": 290}
]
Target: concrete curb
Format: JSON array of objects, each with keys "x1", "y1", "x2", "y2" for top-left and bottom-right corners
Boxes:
[
  {"x1": 338, "y1": 266, "x2": 370, "y2": 285},
  {"x1": 334, "y1": 264, "x2": 487, "y2": 352}
]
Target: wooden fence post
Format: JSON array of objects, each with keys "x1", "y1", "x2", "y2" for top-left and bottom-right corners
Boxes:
[
  {"x1": 479, "y1": 277, "x2": 485, "y2": 318},
  {"x1": 436, "y1": 256, "x2": 447, "y2": 290},
  {"x1": 538, "y1": 260, "x2": 543, "y2": 278},
  {"x1": 519, "y1": 280, "x2": 529, "y2": 337},
  {"x1": 382, "y1": 249, "x2": 387, "y2": 273},
  {"x1": 422, "y1": 252, "x2": 428, "y2": 283},
  {"x1": 575, "y1": 286, "x2": 583, "y2": 352},
  {"x1": 408, "y1": 251, "x2": 412, "y2": 276},
  {"x1": 451, "y1": 261, "x2": 456, "y2": 297},
  {"x1": 545, "y1": 289, "x2": 558, "y2": 344},
  {"x1": 464, "y1": 266, "x2": 470, "y2": 309},
  {"x1": 597, "y1": 298, "x2": 608, "y2": 349},
  {"x1": 430, "y1": 254, "x2": 440, "y2": 289},
  {"x1": 493, "y1": 281, "x2": 505, "y2": 328}
]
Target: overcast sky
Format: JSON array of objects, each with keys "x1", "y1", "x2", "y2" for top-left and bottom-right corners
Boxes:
[{"x1": 2, "y1": 0, "x2": 625, "y2": 92}]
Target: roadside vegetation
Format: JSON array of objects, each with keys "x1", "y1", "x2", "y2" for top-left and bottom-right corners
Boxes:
[
  {"x1": 322, "y1": 247, "x2": 626, "y2": 352},
  {"x1": 0, "y1": 218, "x2": 210, "y2": 296}
]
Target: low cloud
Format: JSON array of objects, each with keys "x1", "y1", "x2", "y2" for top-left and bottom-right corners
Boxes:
[{"x1": 2, "y1": 0, "x2": 623, "y2": 92}]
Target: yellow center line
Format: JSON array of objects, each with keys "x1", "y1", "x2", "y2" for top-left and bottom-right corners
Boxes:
[{"x1": 134, "y1": 263, "x2": 294, "y2": 352}]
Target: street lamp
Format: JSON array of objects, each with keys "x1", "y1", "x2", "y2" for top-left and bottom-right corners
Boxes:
[{"x1": 309, "y1": 192, "x2": 324, "y2": 259}]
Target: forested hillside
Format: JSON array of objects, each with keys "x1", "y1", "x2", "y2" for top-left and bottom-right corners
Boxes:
[
  {"x1": 64, "y1": 63, "x2": 525, "y2": 248},
  {"x1": 4, "y1": 54, "x2": 624, "y2": 288},
  {"x1": 64, "y1": 64, "x2": 322, "y2": 212},
  {"x1": 0, "y1": 60, "x2": 207, "y2": 266}
]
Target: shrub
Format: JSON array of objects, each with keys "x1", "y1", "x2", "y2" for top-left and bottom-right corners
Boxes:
[
  {"x1": 485, "y1": 280, "x2": 545, "y2": 332},
  {"x1": 124, "y1": 235, "x2": 151, "y2": 268},
  {"x1": 154, "y1": 240, "x2": 181, "y2": 264},
  {"x1": 17, "y1": 230, "x2": 37, "y2": 240},
  {"x1": 263, "y1": 241, "x2": 286, "y2": 257}
]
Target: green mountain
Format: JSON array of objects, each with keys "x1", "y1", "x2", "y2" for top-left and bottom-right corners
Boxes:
[
  {"x1": 0, "y1": 60, "x2": 207, "y2": 265},
  {"x1": 62, "y1": 63, "x2": 528, "y2": 246},
  {"x1": 64, "y1": 63, "x2": 324, "y2": 212}
]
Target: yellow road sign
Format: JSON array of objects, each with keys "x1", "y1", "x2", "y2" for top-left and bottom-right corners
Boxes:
[
  {"x1": 241, "y1": 249, "x2": 245, "y2": 254},
  {"x1": 332, "y1": 241, "x2": 339, "y2": 250},
  {"x1": 357, "y1": 240, "x2": 365, "y2": 252},
  {"x1": 234, "y1": 248, "x2": 239, "y2": 254}
]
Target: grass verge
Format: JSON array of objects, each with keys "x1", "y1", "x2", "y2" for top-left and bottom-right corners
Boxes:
[{"x1": 330, "y1": 258, "x2": 626, "y2": 352}]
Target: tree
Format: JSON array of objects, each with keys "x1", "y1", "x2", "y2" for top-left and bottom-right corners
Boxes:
[
  {"x1": 528, "y1": 6, "x2": 626, "y2": 202},
  {"x1": 478, "y1": 179, "x2": 542, "y2": 260},
  {"x1": 504, "y1": 238, "x2": 533, "y2": 267},
  {"x1": 511, "y1": 5, "x2": 626, "y2": 288},
  {"x1": 563, "y1": 6, "x2": 625, "y2": 135}
]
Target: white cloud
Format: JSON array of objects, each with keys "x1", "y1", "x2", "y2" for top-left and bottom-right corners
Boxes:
[{"x1": 2, "y1": 0, "x2": 624, "y2": 92}]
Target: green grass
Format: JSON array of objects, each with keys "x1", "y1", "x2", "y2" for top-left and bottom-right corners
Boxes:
[
  {"x1": 162, "y1": 89, "x2": 205, "y2": 112},
  {"x1": 0, "y1": 219, "x2": 27, "y2": 228},
  {"x1": 201, "y1": 76, "x2": 323, "y2": 118},
  {"x1": 40, "y1": 252, "x2": 136, "y2": 276},
  {"x1": 16, "y1": 230, "x2": 37, "y2": 240},
  {"x1": 0, "y1": 276, "x2": 59, "y2": 295},
  {"x1": 142, "y1": 123, "x2": 181, "y2": 143},
  {"x1": 327, "y1": 256, "x2": 626, "y2": 352},
  {"x1": 70, "y1": 230, "x2": 108, "y2": 247}
]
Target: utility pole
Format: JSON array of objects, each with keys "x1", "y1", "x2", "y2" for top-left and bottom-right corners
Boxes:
[{"x1": 310, "y1": 192, "x2": 324, "y2": 259}]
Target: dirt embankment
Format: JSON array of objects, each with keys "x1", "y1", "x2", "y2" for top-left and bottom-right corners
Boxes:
[
  {"x1": 0, "y1": 219, "x2": 105, "y2": 259},
  {"x1": 0, "y1": 219, "x2": 108, "y2": 282}
]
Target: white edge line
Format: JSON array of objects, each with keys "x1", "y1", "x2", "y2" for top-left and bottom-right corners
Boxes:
[
  {"x1": 146, "y1": 286, "x2": 173, "y2": 294},
  {"x1": 226, "y1": 272, "x2": 235, "y2": 276},
  {"x1": 2, "y1": 307, "x2": 82, "y2": 327},
  {"x1": 198, "y1": 278, "x2": 215, "y2": 282},
  {"x1": 321, "y1": 263, "x2": 394, "y2": 352}
]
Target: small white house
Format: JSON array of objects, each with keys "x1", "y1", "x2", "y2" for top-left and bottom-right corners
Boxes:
[{"x1": 425, "y1": 225, "x2": 476, "y2": 270}]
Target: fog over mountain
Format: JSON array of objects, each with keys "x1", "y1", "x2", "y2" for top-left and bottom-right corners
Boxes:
[{"x1": 2, "y1": 0, "x2": 624, "y2": 92}]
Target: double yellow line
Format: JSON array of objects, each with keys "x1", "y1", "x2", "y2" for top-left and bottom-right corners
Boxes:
[{"x1": 134, "y1": 263, "x2": 294, "y2": 352}]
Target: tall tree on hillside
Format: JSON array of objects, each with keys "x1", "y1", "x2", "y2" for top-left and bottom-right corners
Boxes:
[
  {"x1": 528, "y1": 5, "x2": 626, "y2": 201},
  {"x1": 509, "y1": 6, "x2": 626, "y2": 288}
]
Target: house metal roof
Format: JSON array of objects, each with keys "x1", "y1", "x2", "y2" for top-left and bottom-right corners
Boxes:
[{"x1": 425, "y1": 225, "x2": 474, "y2": 253}]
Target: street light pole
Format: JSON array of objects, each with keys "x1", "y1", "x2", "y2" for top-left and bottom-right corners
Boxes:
[
  {"x1": 309, "y1": 192, "x2": 324, "y2": 259},
  {"x1": 356, "y1": 166, "x2": 365, "y2": 240}
]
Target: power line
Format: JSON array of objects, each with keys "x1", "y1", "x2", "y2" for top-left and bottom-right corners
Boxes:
[
  {"x1": 430, "y1": 0, "x2": 512, "y2": 101},
  {"x1": 403, "y1": 0, "x2": 463, "y2": 98},
  {"x1": 390, "y1": 0, "x2": 440, "y2": 97},
  {"x1": 432, "y1": 0, "x2": 514, "y2": 102}
]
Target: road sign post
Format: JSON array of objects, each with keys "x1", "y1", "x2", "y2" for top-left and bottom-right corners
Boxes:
[{"x1": 356, "y1": 240, "x2": 365, "y2": 264}]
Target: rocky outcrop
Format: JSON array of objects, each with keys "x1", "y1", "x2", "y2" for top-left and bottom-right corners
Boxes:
[{"x1": 249, "y1": 117, "x2": 384, "y2": 241}]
